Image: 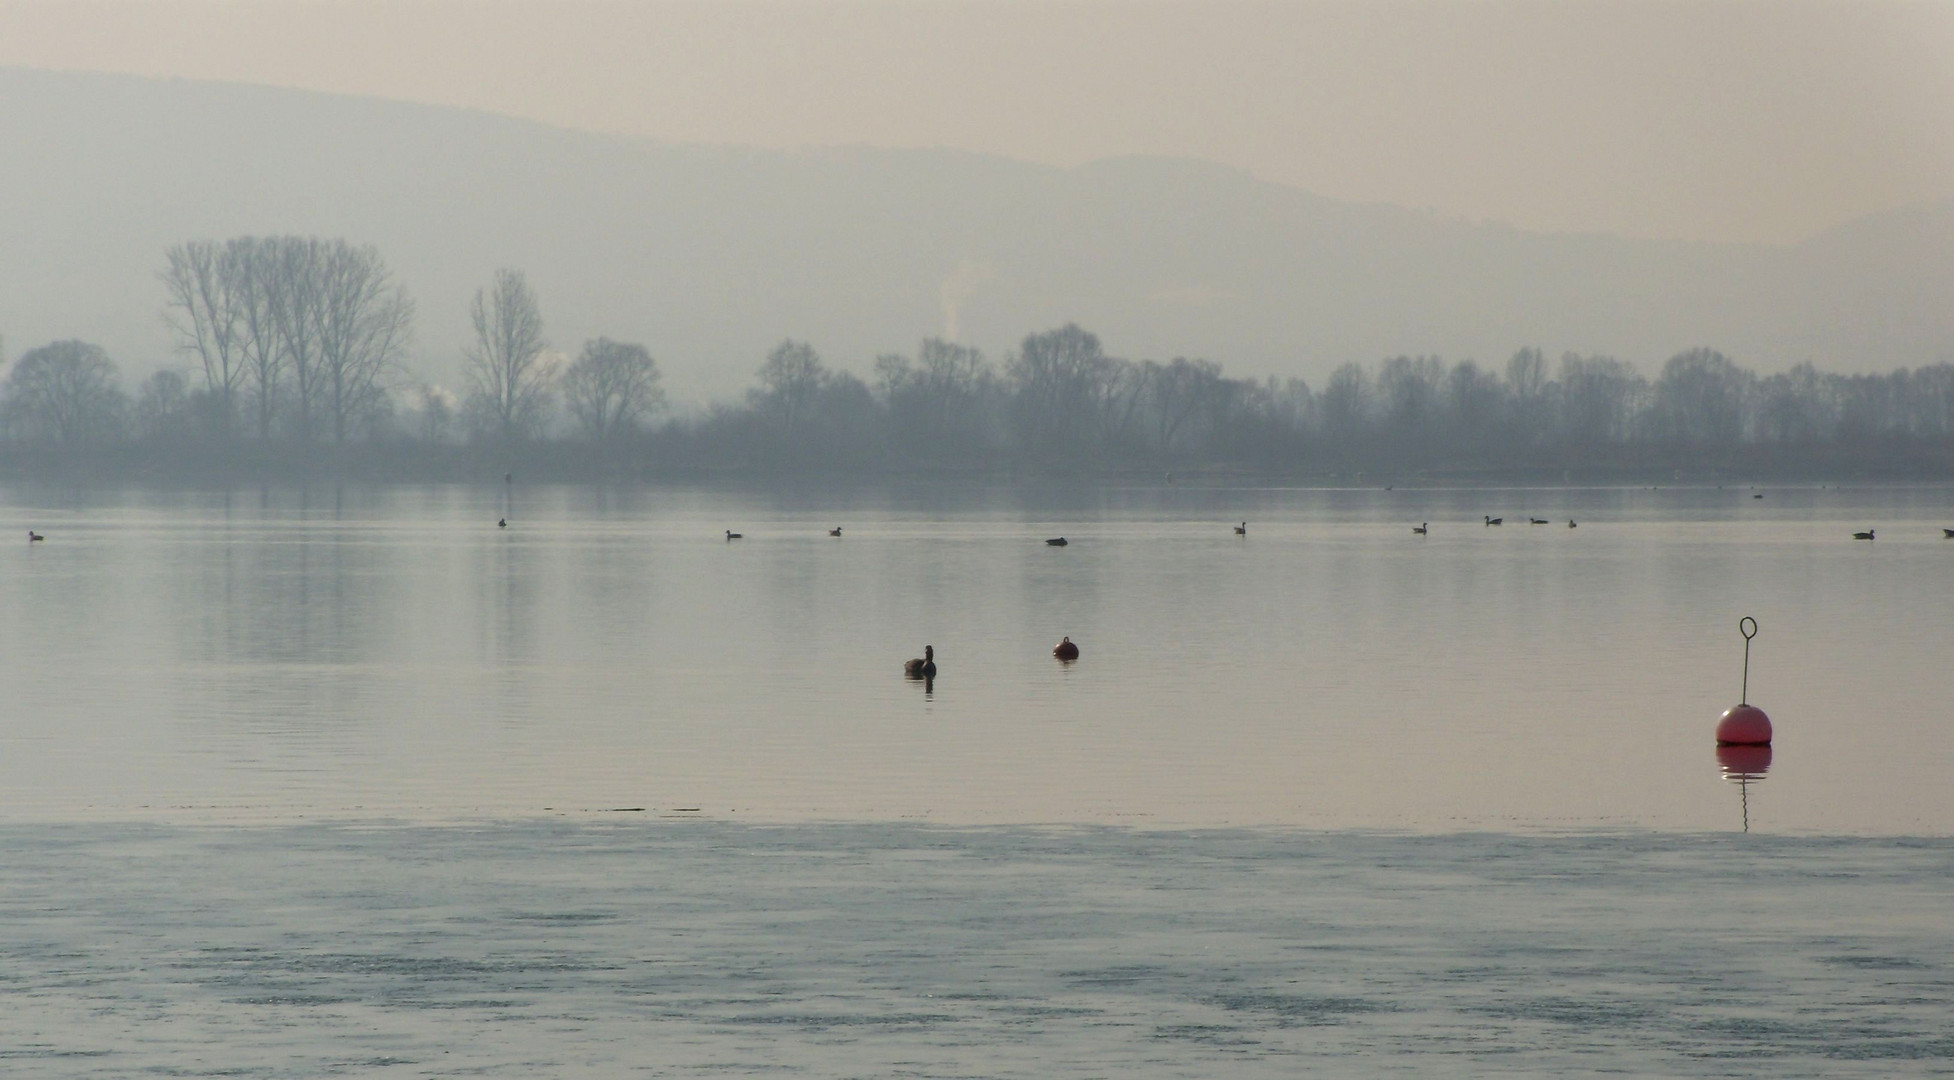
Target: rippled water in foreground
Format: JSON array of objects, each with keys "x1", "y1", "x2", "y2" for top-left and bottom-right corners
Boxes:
[{"x1": 2, "y1": 823, "x2": 1950, "y2": 1078}]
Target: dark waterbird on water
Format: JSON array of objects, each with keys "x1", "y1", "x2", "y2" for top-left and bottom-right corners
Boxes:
[
  {"x1": 1853, "y1": 529, "x2": 1875, "y2": 541},
  {"x1": 1484, "y1": 516, "x2": 1503, "y2": 526},
  {"x1": 1234, "y1": 521, "x2": 1247, "y2": 535},
  {"x1": 829, "y1": 527, "x2": 842, "y2": 537},
  {"x1": 726, "y1": 530, "x2": 743, "y2": 540},
  {"x1": 1412, "y1": 523, "x2": 1427, "y2": 535},
  {"x1": 1045, "y1": 537, "x2": 1068, "y2": 546},
  {"x1": 1568, "y1": 520, "x2": 1578, "y2": 528},
  {"x1": 498, "y1": 518, "x2": 506, "y2": 528},
  {"x1": 27, "y1": 531, "x2": 43, "y2": 542},
  {"x1": 1529, "y1": 517, "x2": 1549, "y2": 525},
  {"x1": 904, "y1": 645, "x2": 937, "y2": 678}
]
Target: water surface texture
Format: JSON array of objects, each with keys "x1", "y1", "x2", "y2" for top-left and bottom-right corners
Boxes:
[
  {"x1": 1, "y1": 824, "x2": 1950, "y2": 1079},
  {"x1": 1, "y1": 482, "x2": 1951, "y2": 832}
]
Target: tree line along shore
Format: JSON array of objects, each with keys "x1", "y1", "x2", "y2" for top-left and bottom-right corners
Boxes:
[{"x1": 2, "y1": 235, "x2": 1951, "y2": 483}]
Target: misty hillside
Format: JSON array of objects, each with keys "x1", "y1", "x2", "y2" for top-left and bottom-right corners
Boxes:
[{"x1": 2, "y1": 67, "x2": 1949, "y2": 403}]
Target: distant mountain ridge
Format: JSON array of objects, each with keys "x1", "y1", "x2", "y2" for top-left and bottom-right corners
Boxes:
[{"x1": 2, "y1": 67, "x2": 1949, "y2": 403}]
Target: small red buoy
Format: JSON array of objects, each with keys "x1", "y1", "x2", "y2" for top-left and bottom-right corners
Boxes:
[
  {"x1": 1053, "y1": 636, "x2": 1080, "y2": 661},
  {"x1": 1716, "y1": 704, "x2": 1772, "y2": 746},
  {"x1": 1716, "y1": 616, "x2": 1771, "y2": 745}
]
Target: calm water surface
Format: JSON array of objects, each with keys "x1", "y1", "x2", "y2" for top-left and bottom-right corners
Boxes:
[{"x1": 2, "y1": 481, "x2": 1949, "y2": 833}]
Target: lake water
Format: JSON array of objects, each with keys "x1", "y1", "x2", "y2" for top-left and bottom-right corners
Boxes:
[
  {"x1": 2, "y1": 482, "x2": 1951, "y2": 1076},
  {"x1": 2, "y1": 481, "x2": 1951, "y2": 832}
]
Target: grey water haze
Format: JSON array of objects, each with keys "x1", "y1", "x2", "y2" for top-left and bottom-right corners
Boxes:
[
  {"x1": 6, "y1": 484, "x2": 1954, "y2": 1076},
  {"x1": 3, "y1": 482, "x2": 1950, "y2": 832}
]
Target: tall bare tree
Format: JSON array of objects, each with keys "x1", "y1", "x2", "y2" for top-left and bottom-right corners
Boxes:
[
  {"x1": 561, "y1": 338, "x2": 664, "y2": 442},
  {"x1": 464, "y1": 269, "x2": 552, "y2": 442},
  {"x1": 160, "y1": 240, "x2": 243, "y2": 433},
  {"x1": 228, "y1": 237, "x2": 287, "y2": 440},
  {"x1": 312, "y1": 241, "x2": 413, "y2": 445}
]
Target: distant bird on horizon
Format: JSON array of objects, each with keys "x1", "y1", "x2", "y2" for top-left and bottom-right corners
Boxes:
[
  {"x1": 904, "y1": 645, "x2": 937, "y2": 678},
  {"x1": 1045, "y1": 537, "x2": 1068, "y2": 546},
  {"x1": 726, "y1": 530, "x2": 743, "y2": 540},
  {"x1": 1529, "y1": 517, "x2": 1549, "y2": 525},
  {"x1": 1853, "y1": 529, "x2": 1875, "y2": 541},
  {"x1": 498, "y1": 518, "x2": 506, "y2": 528},
  {"x1": 1485, "y1": 516, "x2": 1503, "y2": 526},
  {"x1": 829, "y1": 527, "x2": 842, "y2": 537},
  {"x1": 1234, "y1": 521, "x2": 1247, "y2": 535},
  {"x1": 1754, "y1": 493, "x2": 1764, "y2": 499},
  {"x1": 27, "y1": 531, "x2": 43, "y2": 542},
  {"x1": 1412, "y1": 523, "x2": 1427, "y2": 535},
  {"x1": 1053, "y1": 637, "x2": 1080, "y2": 661},
  {"x1": 1568, "y1": 520, "x2": 1578, "y2": 528}
]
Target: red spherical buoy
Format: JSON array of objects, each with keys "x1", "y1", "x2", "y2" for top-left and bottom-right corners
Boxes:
[
  {"x1": 1716, "y1": 703, "x2": 1772, "y2": 746},
  {"x1": 1052, "y1": 636, "x2": 1080, "y2": 661}
]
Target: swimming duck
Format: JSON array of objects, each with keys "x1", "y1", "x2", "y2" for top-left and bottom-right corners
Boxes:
[
  {"x1": 498, "y1": 518, "x2": 506, "y2": 528},
  {"x1": 1234, "y1": 521, "x2": 1247, "y2": 535},
  {"x1": 27, "y1": 531, "x2": 43, "y2": 542},
  {"x1": 1412, "y1": 523, "x2": 1427, "y2": 535},
  {"x1": 726, "y1": 530, "x2": 743, "y2": 540},
  {"x1": 1045, "y1": 537, "x2": 1068, "y2": 546},
  {"x1": 829, "y1": 527, "x2": 842, "y2": 537},
  {"x1": 904, "y1": 645, "x2": 937, "y2": 678},
  {"x1": 1484, "y1": 516, "x2": 1503, "y2": 526},
  {"x1": 1852, "y1": 529, "x2": 1875, "y2": 541}
]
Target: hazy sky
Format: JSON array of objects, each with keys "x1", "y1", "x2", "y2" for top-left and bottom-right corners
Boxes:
[{"x1": 3, "y1": 0, "x2": 1951, "y2": 244}]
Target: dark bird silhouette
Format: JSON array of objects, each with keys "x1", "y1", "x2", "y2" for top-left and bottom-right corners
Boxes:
[
  {"x1": 904, "y1": 645, "x2": 937, "y2": 678},
  {"x1": 1529, "y1": 517, "x2": 1549, "y2": 525},
  {"x1": 27, "y1": 531, "x2": 43, "y2": 542},
  {"x1": 1234, "y1": 521, "x2": 1247, "y2": 535},
  {"x1": 1053, "y1": 636, "x2": 1080, "y2": 660},
  {"x1": 1484, "y1": 516, "x2": 1503, "y2": 526},
  {"x1": 829, "y1": 527, "x2": 842, "y2": 537},
  {"x1": 1568, "y1": 520, "x2": 1578, "y2": 528},
  {"x1": 1412, "y1": 523, "x2": 1427, "y2": 535},
  {"x1": 498, "y1": 518, "x2": 507, "y2": 528},
  {"x1": 1853, "y1": 529, "x2": 1875, "y2": 541},
  {"x1": 726, "y1": 530, "x2": 743, "y2": 540},
  {"x1": 1753, "y1": 493, "x2": 1764, "y2": 499},
  {"x1": 1943, "y1": 528, "x2": 1954, "y2": 538},
  {"x1": 1045, "y1": 537, "x2": 1068, "y2": 546}
]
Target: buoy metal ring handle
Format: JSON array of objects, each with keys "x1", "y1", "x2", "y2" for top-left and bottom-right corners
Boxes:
[{"x1": 1739, "y1": 616, "x2": 1757, "y2": 641}]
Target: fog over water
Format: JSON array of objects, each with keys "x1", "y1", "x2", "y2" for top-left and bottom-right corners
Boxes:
[
  {"x1": 3, "y1": 482, "x2": 1950, "y2": 832},
  {"x1": 4, "y1": 482, "x2": 1953, "y2": 1076}
]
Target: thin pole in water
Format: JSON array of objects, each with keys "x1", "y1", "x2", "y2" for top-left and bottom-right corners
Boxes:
[{"x1": 1739, "y1": 616, "x2": 1757, "y2": 705}]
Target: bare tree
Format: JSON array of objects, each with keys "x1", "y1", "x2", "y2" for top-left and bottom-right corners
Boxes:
[
  {"x1": 228, "y1": 237, "x2": 287, "y2": 441},
  {"x1": 561, "y1": 338, "x2": 665, "y2": 442},
  {"x1": 464, "y1": 269, "x2": 552, "y2": 442},
  {"x1": 0, "y1": 340, "x2": 126, "y2": 443},
  {"x1": 160, "y1": 241, "x2": 243, "y2": 433},
  {"x1": 312, "y1": 241, "x2": 413, "y2": 445},
  {"x1": 749, "y1": 339, "x2": 826, "y2": 441}
]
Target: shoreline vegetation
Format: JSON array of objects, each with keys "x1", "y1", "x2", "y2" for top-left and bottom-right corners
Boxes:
[{"x1": 3, "y1": 235, "x2": 1951, "y2": 485}]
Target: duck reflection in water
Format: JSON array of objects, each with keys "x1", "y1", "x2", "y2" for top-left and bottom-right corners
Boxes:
[{"x1": 1716, "y1": 743, "x2": 1773, "y2": 833}]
